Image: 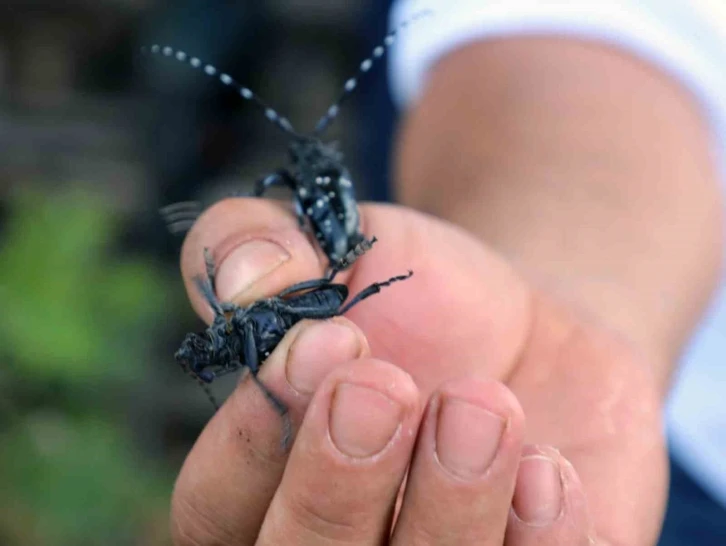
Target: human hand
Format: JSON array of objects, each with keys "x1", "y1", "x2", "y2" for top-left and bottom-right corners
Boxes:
[{"x1": 169, "y1": 198, "x2": 666, "y2": 545}]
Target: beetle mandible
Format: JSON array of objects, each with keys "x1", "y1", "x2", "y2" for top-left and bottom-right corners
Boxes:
[
  {"x1": 175, "y1": 236, "x2": 412, "y2": 448},
  {"x1": 153, "y1": 10, "x2": 432, "y2": 268}
]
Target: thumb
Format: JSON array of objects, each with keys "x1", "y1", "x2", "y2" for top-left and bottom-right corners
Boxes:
[{"x1": 180, "y1": 198, "x2": 326, "y2": 322}]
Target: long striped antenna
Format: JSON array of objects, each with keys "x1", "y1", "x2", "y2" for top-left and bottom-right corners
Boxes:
[
  {"x1": 312, "y1": 9, "x2": 434, "y2": 135},
  {"x1": 141, "y1": 44, "x2": 302, "y2": 138}
]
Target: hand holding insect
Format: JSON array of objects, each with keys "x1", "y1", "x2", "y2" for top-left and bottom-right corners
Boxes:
[
  {"x1": 168, "y1": 196, "x2": 658, "y2": 545},
  {"x1": 175, "y1": 235, "x2": 412, "y2": 449}
]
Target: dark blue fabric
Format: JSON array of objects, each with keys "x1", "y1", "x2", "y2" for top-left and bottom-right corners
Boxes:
[
  {"x1": 658, "y1": 455, "x2": 726, "y2": 545},
  {"x1": 356, "y1": 0, "x2": 399, "y2": 203}
]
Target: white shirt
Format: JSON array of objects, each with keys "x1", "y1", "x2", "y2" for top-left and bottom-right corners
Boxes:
[{"x1": 388, "y1": 0, "x2": 726, "y2": 506}]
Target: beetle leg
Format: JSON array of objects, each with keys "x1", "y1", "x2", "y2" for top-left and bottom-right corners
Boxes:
[
  {"x1": 277, "y1": 277, "x2": 331, "y2": 298},
  {"x1": 339, "y1": 270, "x2": 413, "y2": 314},
  {"x1": 326, "y1": 236, "x2": 378, "y2": 280},
  {"x1": 197, "y1": 250, "x2": 238, "y2": 312},
  {"x1": 276, "y1": 235, "x2": 379, "y2": 300},
  {"x1": 242, "y1": 323, "x2": 292, "y2": 450},
  {"x1": 275, "y1": 304, "x2": 340, "y2": 320},
  {"x1": 294, "y1": 198, "x2": 310, "y2": 232},
  {"x1": 252, "y1": 169, "x2": 294, "y2": 197},
  {"x1": 203, "y1": 247, "x2": 217, "y2": 294},
  {"x1": 193, "y1": 274, "x2": 225, "y2": 317},
  {"x1": 159, "y1": 200, "x2": 203, "y2": 236},
  {"x1": 275, "y1": 266, "x2": 410, "y2": 319}
]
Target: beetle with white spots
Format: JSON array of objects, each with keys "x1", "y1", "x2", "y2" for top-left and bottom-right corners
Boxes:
[{"x1": 151, "y1": 10, "x2": 432, "y2": 270}]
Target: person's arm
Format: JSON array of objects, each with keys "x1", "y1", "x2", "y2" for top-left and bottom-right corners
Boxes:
[{"x1": 394, "y1": 37, "x2": 723, "y2": 394}]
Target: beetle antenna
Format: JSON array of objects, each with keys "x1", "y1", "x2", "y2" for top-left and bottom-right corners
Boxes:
[
  {"x1": 249, "y1": 373, "x2": 292, "y2": 451},
  {"x1": 193, "y1": 275, "x2": 225, "y2": 317},
  {"x1": 141, "y1": 44, "x2": 302, "y2": 138},
  {"x1": 312, "y1": 9, "x2": 433, "y2": 135},
  {"x1": 196, "y1": 380, "x2": 220, "y2": 410},
  {"x1": 175, "y1": 358, "x2": 221, "y2": 410}
]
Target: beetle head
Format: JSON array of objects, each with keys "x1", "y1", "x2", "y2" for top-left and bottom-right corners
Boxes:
[
  {"x1": 174, "y1": 321, "x2": 238, "y2": 383},
  {"x1": 175, "y1": 332, "x2": 212, "y2": 374},
  {"x1": 289, "y1": 136, "x2": 342, "y2": 170}
]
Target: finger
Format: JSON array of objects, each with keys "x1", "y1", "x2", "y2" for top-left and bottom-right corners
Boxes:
[
  {"x1": 390, "y1": 377, "x2": 525, "y2": 545},
  {"x1": 171, "y1": 317, "x2": 369, "y2": 546},
  {"x1": 180, "y1": 197, "x2": 531, "y2": 397},
  {"x1": 256, "y1": 358, "x2": 422, "y2": 545},
  {"x1": 180, "y1": 198, "x2": 326, "y2": 322},
  {"x1": 505, "y1": 445, "x2": 594, "y2": 546}
]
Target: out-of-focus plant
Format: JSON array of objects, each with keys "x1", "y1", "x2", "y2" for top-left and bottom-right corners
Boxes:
[
  {"x1": 0, "y1": 186, "x2": 180, "y2": 546},
  {"x1": 0, "y1": 187, "x2": 170, "y2": 382}
]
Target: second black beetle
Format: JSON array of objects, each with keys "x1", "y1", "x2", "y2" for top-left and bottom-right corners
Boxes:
[{"x1": 175, "y1": 237, "x2": 412, "y2": 448}]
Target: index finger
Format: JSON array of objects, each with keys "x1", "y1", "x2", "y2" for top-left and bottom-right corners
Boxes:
[{"x1": 171, "y1": 317, "x2": 370, "y2": 546}]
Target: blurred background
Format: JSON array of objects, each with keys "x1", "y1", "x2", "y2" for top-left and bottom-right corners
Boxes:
[{"x1": 0, "y1": 1, "x2": 397, "y2": 544}]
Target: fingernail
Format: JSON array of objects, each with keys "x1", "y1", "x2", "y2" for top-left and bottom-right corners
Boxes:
[
  {"x1": 329, "y1": 384, "x2": 403, "y2": 458},
  {"x1": 286, "y1": 322, "x2": 362, "y2": 394},
  {"x1": 512, "y1": 455, "x2": 563, "y2": 525},
  {"x1": 215, "y1": 240, "x2": 290, "y2": 301},
  {"x1": 435, "y1": 397, "x2": 505, "y2": 479}
]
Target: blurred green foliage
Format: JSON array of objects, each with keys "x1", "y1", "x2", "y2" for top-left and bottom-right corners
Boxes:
[{"x1": 0, "y1": 186, "x2": 181, "y2": 546}]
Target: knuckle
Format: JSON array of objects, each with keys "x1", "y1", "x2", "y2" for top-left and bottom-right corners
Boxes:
[
  {"x1": 170, "y1": 495, "x2": 238, "y2": 546},
  {"x1": 282, "y1": 491, "x2": 363, "y2": 542}
]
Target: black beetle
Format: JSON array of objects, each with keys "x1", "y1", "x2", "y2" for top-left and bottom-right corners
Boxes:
[
  {"x1": 175, "y1": 236, "x2": 412, "y2": 448},
  {"x1": 152, "y1": 10, "x2": 432, "y2": 268}
]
